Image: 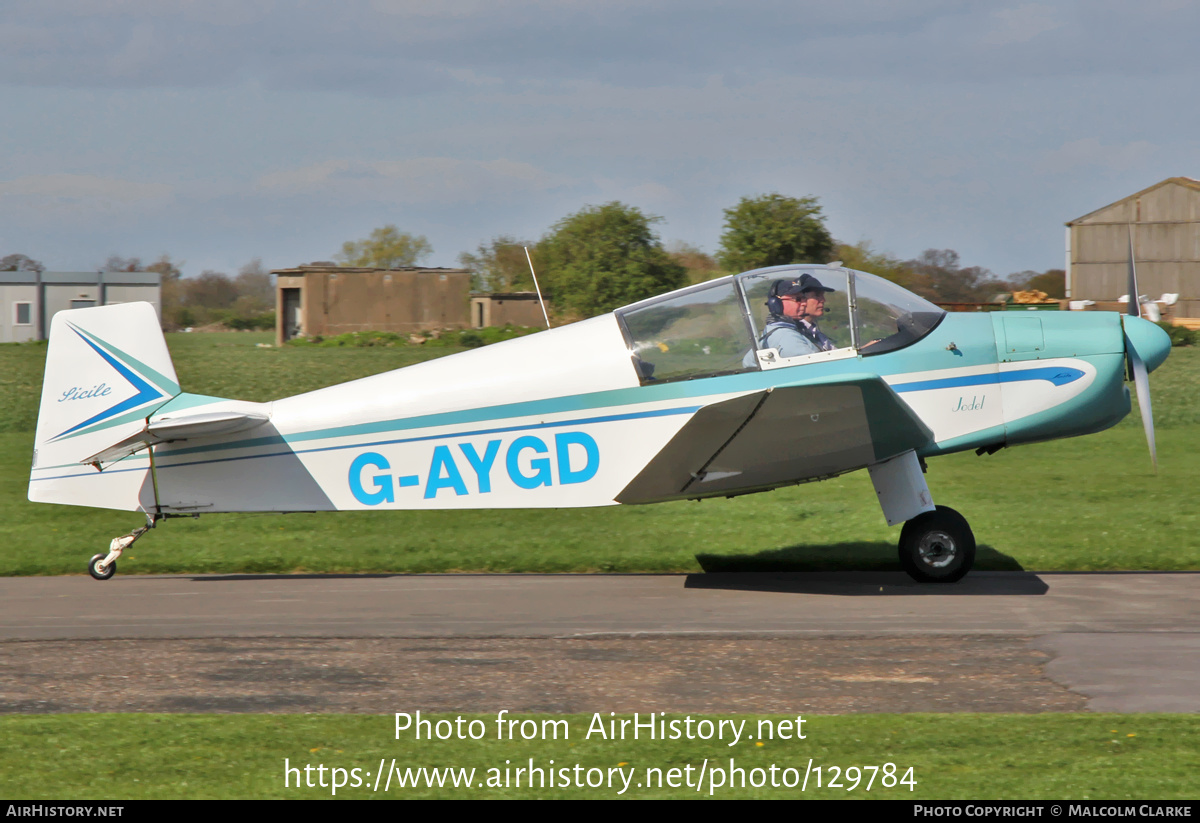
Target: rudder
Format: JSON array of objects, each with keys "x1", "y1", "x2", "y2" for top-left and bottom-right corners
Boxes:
[{"x1": 28, "y1": 303, "x2": 181, "y2": 511}]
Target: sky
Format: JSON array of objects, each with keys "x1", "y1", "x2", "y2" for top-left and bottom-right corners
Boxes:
[{"x1": 2, "y1": 0, "x2": 1197, "y2": 281}]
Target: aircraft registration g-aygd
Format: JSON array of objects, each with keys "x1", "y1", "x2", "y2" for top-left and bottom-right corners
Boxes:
[{"x1": 29, "y1": 262, "x2": 1170, "y2": 583}]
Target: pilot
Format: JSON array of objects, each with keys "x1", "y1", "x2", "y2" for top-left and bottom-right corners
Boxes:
[{"x1": 757, "y1": 274, "x2": 838, "y2": 358}]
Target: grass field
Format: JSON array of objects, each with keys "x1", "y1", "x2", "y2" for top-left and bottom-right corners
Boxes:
[
  {"x1": 4, "y1": 333, "x2": 1199, "y2": 576},
  {"x1": 1, "y1": 713, "x2": 1197, "y2": 799}
]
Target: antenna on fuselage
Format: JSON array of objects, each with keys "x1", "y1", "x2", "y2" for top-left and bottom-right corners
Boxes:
[{"x1": 524, "y1": 246, "x2": 551, "y2": 329}]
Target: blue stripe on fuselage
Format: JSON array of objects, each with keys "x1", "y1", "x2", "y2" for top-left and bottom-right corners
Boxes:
[
  {"x1": 36, "y1": 313, "x2": 1030, "y2": 477},
  {"x1": 891, "y1": 367, "x2": 1084, "y2": 394}
]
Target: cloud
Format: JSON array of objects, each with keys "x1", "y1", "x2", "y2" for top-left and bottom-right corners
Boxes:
[
  {"x1": 9, "y1": 0, "x2": 276, "y2": 26},
  {"x1": 255, "y1": 157, "x2": 575, "y2": 204},
  {"x1": 368, "y1": 0, "x2": 598, "y2": 18},
  {"x1": 1040, "y1": 138, "x2": 1157, "y2": 173},
  {"x1": 982, "y1": 4, "x2": 1062, "y2": 46},
  {"x1": 590, "y1": 178, "x2": 679, "y2": 208},
  {"x1": 105, "y1": 21, "x2": 171, "y2": 81},
  {"x1": 8, "y1": 1, "x2": 1197, "y2": 94},
  {"x1": 0, "y1": 174, "x2": 173, "y2": 211}
]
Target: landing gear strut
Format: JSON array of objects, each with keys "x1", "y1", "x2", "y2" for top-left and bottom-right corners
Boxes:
[
  {"x1": 87, "y1": 515, "x2": 157, "y2": 581},
  {"x1": 898, "y1": 505, "x2": 975, "y2": 583}
]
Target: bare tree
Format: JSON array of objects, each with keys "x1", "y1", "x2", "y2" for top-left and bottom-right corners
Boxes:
[
  {"x1": 184, "y1": 270, "x2": 238, "y2": 310},
  {"x1": 909, "y1": 249, "x2": 1002, "y2": 303},
  {"x1": 0, "y1": 254, "x2": 44, "y2": 272},
  {"x1": 234, "y1": 258, "x2": 274, "y2": 311},
  {"x1": 832, "y1": 240, "x2": 936, "y2": 300},
  {"x1": 101, "y1": 255, "x2": 144, "y2": 272}
]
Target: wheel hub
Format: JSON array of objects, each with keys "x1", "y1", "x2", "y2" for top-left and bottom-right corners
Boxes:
[{"x1": 917, "y1": 530, "x2": 957, "y2": 569}]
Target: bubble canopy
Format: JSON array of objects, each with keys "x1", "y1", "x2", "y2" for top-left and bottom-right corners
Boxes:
[{"x1": 616, "y1": 265, "x2": 945, "y2": 384}]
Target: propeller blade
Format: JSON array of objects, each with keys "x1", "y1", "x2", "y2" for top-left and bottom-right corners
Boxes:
[
  {"x1": 1127, "y1": 225, "x2": 1141, "y2": 318},
  {"x1": 1127, "y1": 336, "x2": 1157, "y2": 472}
]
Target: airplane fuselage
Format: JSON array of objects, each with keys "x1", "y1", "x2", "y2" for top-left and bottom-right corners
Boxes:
[{"x1": 28, "y1": 285, "x2": 1165, "y2": 516}]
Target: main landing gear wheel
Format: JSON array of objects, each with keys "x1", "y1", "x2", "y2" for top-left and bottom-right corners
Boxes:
[
  {"x1": 88, "y1": 554, "x2": 116, "y2": 581},
  {"x1": 898, "y1": 505, "x2": 975, "y2": 583}
]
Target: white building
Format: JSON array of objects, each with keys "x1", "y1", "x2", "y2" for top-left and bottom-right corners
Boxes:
[{"x1": 0, "y1": 271, "x2": 162, "y2": 343}]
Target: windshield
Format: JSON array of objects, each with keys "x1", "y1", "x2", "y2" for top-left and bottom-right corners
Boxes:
[{"x1": 852, "y1": 270, "x2": 945, "y2": 355}]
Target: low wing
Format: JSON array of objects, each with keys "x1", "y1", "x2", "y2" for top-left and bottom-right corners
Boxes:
[
  {"x1": 616, "y1": 374, "x2": 933, "y2": 503},
  {"x1": 82, "y1": 407, "x2": 270, "y2": 470}
]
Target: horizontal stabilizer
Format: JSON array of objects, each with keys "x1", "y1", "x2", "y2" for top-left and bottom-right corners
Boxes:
[{"x1": 82, "y1": 407, "x2": 270, "y2": 469}]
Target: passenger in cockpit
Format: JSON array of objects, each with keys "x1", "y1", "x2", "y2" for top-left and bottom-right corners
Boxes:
[{"x1": 752, "y1": 274, "x2": 838, "y2": 361}]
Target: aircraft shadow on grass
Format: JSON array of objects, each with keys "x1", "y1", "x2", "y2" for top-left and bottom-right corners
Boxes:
[{"x1": 689, "y1": 542, "x2": 1048, "y2": 596}]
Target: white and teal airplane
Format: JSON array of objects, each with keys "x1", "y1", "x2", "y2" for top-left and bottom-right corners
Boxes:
[{"x1": 28, "y1": 262, "x2": 1170, "y2": 583}]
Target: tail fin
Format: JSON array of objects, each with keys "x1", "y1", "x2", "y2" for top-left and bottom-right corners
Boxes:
[{"x1": 28, "y1": 303, "x2": 181, "y2": 511}]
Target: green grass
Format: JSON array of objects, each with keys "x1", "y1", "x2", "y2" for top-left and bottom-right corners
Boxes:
[
  {"x1": 1, "y1": 713, "x2": 1195, "y2": 799},
  {"x1": 4, "y1": 336, "x2": 1199, "y2": 576},
  {"x1": 5, "y1": 426, "x2": 1199, "y2": 576}
]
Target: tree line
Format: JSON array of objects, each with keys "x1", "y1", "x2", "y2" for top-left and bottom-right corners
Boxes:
[
  {"x1": 373, "y1": 194, "x2": 1063, "y2": 319},
  {"x1": 103, "y1": 255, "x2": 276, "y2": 330},
  {"x1": 2, "y1": 192, "x2": 1065, "y2": 328}
]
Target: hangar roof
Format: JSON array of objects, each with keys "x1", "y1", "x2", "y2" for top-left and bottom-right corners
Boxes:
[{"x1": 1067, "y1": 177, "x2": 1200, "y2": 226}]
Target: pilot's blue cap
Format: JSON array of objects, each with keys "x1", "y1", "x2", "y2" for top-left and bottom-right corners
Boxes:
[{"x1": 771, "y1": 273, "x2": 835, "y2": 298}]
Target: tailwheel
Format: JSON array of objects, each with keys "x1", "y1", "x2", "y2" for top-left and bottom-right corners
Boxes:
[
  {"x1": 86, "y1": 521, "x2": 154, "y2": 581},
  {"x1": 898, "y1": 505, "x2": 975, "y2": 583},
  {"x1": 88, "y1": 554, "x2": 116, "y2": 581}
]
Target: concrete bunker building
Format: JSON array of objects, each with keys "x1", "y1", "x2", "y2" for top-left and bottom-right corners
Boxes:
[
  {"x1": 272, "y1": 263, "x2": 472, "y2": 346},
  {"x1": 469, "y1": 292, "x2": 546, "y2": 329}
]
